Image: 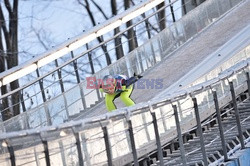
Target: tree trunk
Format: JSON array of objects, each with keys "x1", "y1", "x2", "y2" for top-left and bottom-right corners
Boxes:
[
  {"x1": 0, "y1": 50, "x2": 11, "y2": 120},
  {"x1": 156, "y1": 2, "x2": 166, "y2": 31},
  {"x1": 181, "y1": 0, "x2": 187, "y2": 15},
  {"x1": 0, "y1": 0, "x2": 20, "y2": 120},
  {"x1": 83, "y1": 0, "x2": 112, "y2": 65},
  {"x1": 124, "y1": 0, "x2": 138, "y2": 52},
  {"x1": 111, "y1": 0, "x2": 124, "y2": 60},
  {"x1": 8, "y1": 0, "x2": 20, "y2": 117}
]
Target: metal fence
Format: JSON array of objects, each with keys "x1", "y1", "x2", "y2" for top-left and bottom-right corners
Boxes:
[
  {"x1": 0, "y1": 0, "x2": 243, "y2": 131},
  {"x1": 0, "y1": 44, "x2": 250, "y2": 166},
  {"x1": 0, "y1": 0, "x2": 182, "y2": 122}
]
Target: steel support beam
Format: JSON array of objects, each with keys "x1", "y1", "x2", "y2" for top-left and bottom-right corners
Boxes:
[
  {"x1": 74, "y1": 132, "x2": 84, "y2": 166},
  {"x1": 102, "y1": 126, "x2": 112, "y2": 166},
  {"x1": 7, "y1": 146, "x2": 16, "y2": 166},
  {"x1": 42, "y1": 140, "x2": 51, "y2": 166},
  {"x1": 212, "y1": 90, "x2": 229, "y2": 161},
  {"x1": 192, "y1": 97, "x2": 208, "y2": 166},
  {"x1": 151, "y1": 112, "x2": 164, "y2": 166},
  {"x1": 229, "y1": 81, "x2": 245, "y2": 149},
  {"x1": 127, "y1": 119, "x2": 139, "y2": 166},
  {"x1": 173, "y1": 105, "x2": 187, "y2": 165}
]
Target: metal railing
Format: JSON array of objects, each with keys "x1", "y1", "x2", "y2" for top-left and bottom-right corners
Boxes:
[
  {"x1": 0, "y1": 0, "x2": 243, "y2": 130},
  {"x1": 0, "y1": 0, "x2": 181, "y2": 121},
  {"x1": 0, "y1": 45, "x2": 250, "y2": 166}
]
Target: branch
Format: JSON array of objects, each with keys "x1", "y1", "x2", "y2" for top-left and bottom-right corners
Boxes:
[
  {"x1": 79, "y1": 0, "x2": 97, "y2": 26},
  {"x1": 90, "y1": 0, "x2": 108, "y2": 19},
  {"x1": 4, "y1": 0, "x2": 13, "y2": 38},
  {"x1": 13, "y1": 0, "x2": 18, "y2": 12},
  {"x1": 131, "y1": 0, "x2": 159, "y2": 33},
  {"x1": 31, "y1": 26, "x2": 49, "y2": 51},
  {"x1": 4, "y1": 0, "x2": 12, "y2": 15},
  {"x1": 0, "y1": 5, "x2": 10, "y2": 49}
]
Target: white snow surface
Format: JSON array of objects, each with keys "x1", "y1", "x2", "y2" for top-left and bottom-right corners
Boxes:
[{"x1": 75, "y1": 0, "x2": 250, "y2": 120}]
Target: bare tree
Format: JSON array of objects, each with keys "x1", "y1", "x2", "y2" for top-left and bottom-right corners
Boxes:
[
  {"x1": 124, "y1": 0, "x2": 138, "y2": 52},
  {"x1": 0, "y1": 0, "x2": 19, "y2": 121},
  {"x1": 78, "y1": 0, "x2": 112, "y2": 65},
  {"x1": 81, "y1": 0, "x2": 125, "y2": 60},
  {"x1": 111, "y1": 0, "x2": 124, "y2": 60},
  {"x1": 128, "y1": 0, "x2": 159, "y2": 40},
  {"x1": 156, "y1": 2, "x2": 166, "y2": 31}
]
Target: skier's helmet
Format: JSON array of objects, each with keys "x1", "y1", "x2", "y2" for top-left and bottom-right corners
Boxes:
[{"x1": 102, "y1": 75, "x2": 116, "y2": 93}]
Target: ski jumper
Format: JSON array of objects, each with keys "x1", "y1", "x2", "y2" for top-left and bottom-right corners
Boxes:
[{"x1": 101, "y1": 75, "x2": 138, "y2": 112}]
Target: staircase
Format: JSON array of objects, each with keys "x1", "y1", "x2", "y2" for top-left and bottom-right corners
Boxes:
[{"x1": 149, "y1": 97, "x2": 250, "y2": 165}]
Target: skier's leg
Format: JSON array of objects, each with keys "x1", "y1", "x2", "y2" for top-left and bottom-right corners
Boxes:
[
  {"x1": 105, "y1": 93, "x2": 117, "y2": 112},
  {"x1": 120, "y1": 85, "x2": 135, "y2": 106}
]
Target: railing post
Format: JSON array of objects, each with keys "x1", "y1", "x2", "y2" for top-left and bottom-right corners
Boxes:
[
  {"x1": 19, "y1": 90, "x2": 26, "y2": 113},
  {"x1": 157, "y1": 38, "x2": 163, "y2": 61},
  {"x1": 245, "y1": 72, "x2": 250, "y2": 97},
  {"x1": 71, "y1": 51, "x2": 87, "y2": 110},
  {"x1": 127, "y1": 119, "x2": 139, "y2": 166},
  {"x1": 55, "y1": 60, "x2": 70, "y2": 119},
  {"x1": 80, "y1": 133, "x2": 91, "y2": 165},
  {"x1": 141, "y1": 113, "x2": 151, "y2": 142},
  {"x1": 192, "y1": 97, "x2": 208, "y2": 166},
  {"x1": 102, "y1": 126, "x2": 112, "y2": 166},
  {"x1": 229, "y1": 81, "x2": 245, "y2": 149},
  {"x1": 143, "y1": 14, "x2": 151, "y2": 39},
  {"x1": 36, "y1": 69, "x2": 47, "y2": 103},
  {"x1": 86, "y1": 43, "x2": 95, "y2": 75},
  {"x1": 74, "y1": 132, "x2": 84, "y2": 166},
  {"x1": 160, "y1": 108, "x2": 167, "y2": 131},
  {"x1": 54, "y1": 60, "x2": 65, "y2": 93},
  {"x1": 59, "y1": 141, "x2": 67, "y2": 166},
  {"x1": 212, "y1": 90, "x2": 229, "y2": 161},
  {"x1": 70, "y1": 51, "x2": 81, "y2": 83},
  {"x1": 172, "y1": 105, "x2": 187, "y2": 166},
  {"x1": 7, "y1": 145, "x2": 16, "y2": 166},
  {"x1": 94, "y1": 76, "x2": 101, "y2": 101},
  {"x1": 42, "y1": 140, "x2": 51, "y2": 166},
  {"x1": 150, "y1": 42, "x2": 157, "y2": 65},
  {"x1": 182, "y1": 0, "x2": 188, "y2": 15},
  {"x1": 19, "y1": 90, "x2": 30, "y2": 129},
  {"x1": 34, "y1": 147, "x2": 40, "y2": 166},
  {"x1": 36, "y1": 69, "x2": 52, "y2": 126},
  {"x1": 169, "y1": 0, "x2": 176, "y2": 21},
  {"x1": 137, "y1": 51, "x2": 144, "y2": 74},
  {"x1": 150, "y1": 105, "x2": 164, "y2": 166}
]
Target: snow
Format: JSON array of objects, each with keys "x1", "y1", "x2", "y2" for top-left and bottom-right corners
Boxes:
[{"x1": 75, "y1": 0, "x2": 250, "y2": 120}]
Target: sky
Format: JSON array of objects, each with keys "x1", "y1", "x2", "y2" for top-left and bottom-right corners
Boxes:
[
  {"x1": 18, "y1": 0, "x2": 96, "y2": 62},
  {"x1": 17, "y1": 0, "x2": 181, "y2": 63},
  {"x1": 0, "y1": 0, "x2": 183, "y2": 114},
  {"x1": 2, "y1": 0, "x2": 183, "y2": 91},
  {"x1": 17, "y1": 0, "x2": 130, "y2": 63}
]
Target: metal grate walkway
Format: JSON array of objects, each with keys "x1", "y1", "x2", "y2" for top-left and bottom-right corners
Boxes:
[{"x1": 151, "y1": 98, "x2": 250, "y2": 165}]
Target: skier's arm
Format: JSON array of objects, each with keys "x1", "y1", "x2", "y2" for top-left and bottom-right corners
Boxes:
[{"x1": 125, "y1": 73, "x2": 143, "y2": 87}]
